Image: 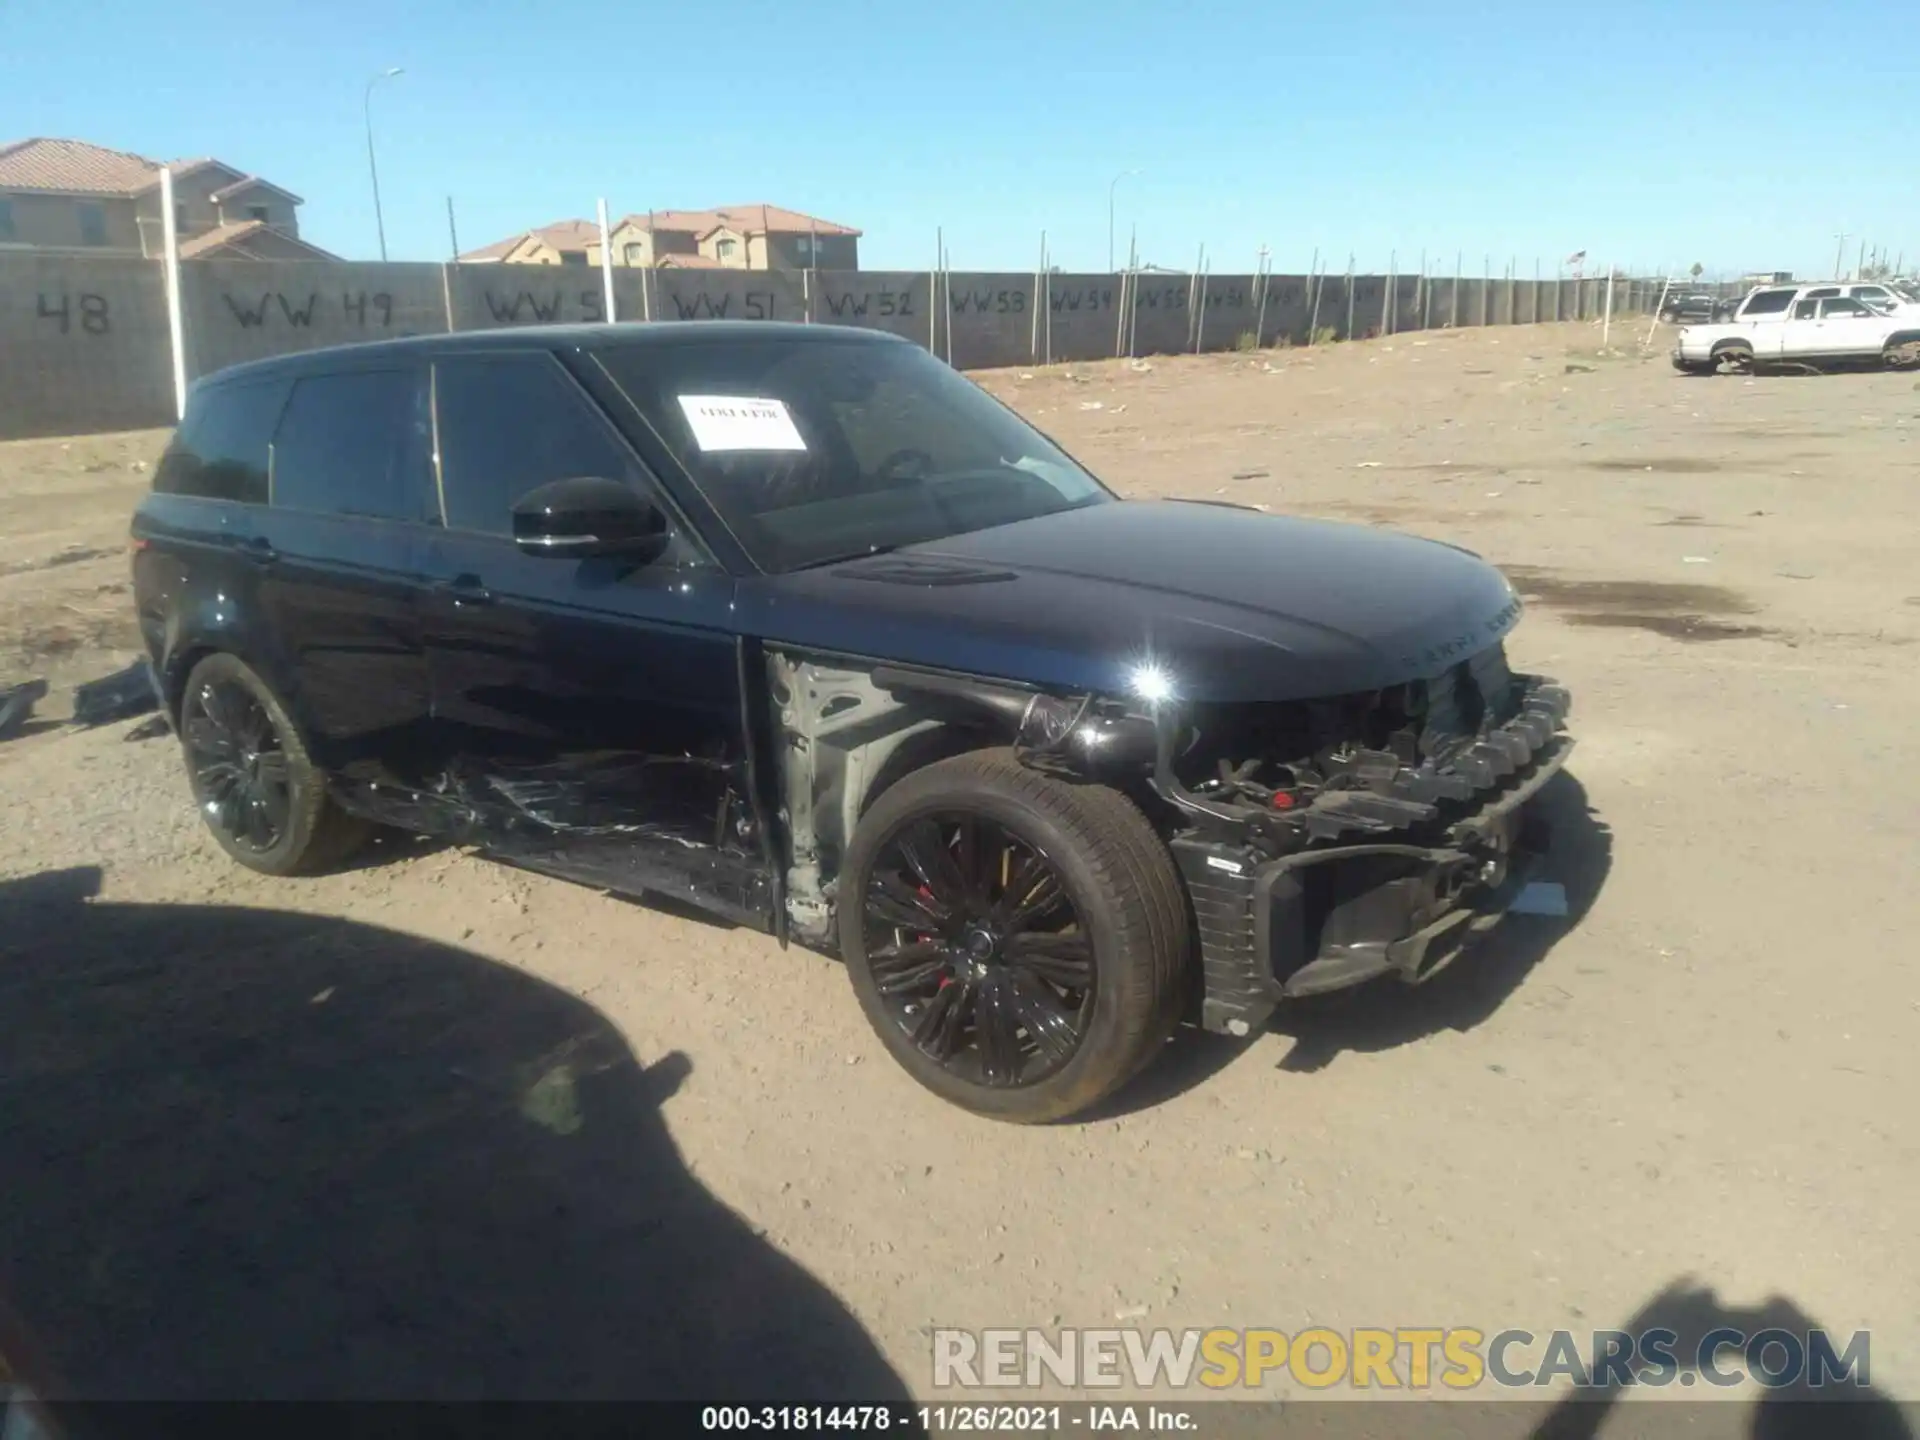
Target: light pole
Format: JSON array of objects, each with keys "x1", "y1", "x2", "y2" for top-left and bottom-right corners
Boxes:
[
  {"x1": 365, "y1": 66, "x2": 404, "y2": 261},
  {"x1": 1108, "y1": 168, "x2": 1139, "y2": 273},
  {"x1": 1833, "y1": 233, "x2": 1848, "y2": 281}
]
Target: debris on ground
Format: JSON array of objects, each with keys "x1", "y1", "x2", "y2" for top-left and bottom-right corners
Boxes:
[
  {"x1": 1078, "y1": 401, "x2": 1105, "y2": 411},
  {"x1": 123, "y1": 715, "x2": 171, "y2": 742},
  {"x1": 71, "y1": 660, "x2": 160, "y2": 727},
  {"x1": 1565, "y1": 363, "x2": 1596, "y2": 374},
  {"x1": 0, "y1": 678, "x2": 49, "y2": 740},
  {"x1": 1510, "y1": 882, "x2": 1570, "y2": 918}
]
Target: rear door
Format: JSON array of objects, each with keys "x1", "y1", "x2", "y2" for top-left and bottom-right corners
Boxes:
[
  {"x1": 1813, "y1": 296, "x2": 1887, "y2": 357},
  {"x1": 250, "y1": 362, "x2": 439, "y2": 785},
  {"x1": 417, "y1": 349, "x2": 772, "y2": 925}
]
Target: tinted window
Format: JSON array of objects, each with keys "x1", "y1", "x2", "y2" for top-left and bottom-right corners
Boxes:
[
  {"x1": 0, "y1": 198, "x2": 14, "y2": 242},
  {"x1": 153, "y1": 378, "x2": 287, "y2": 503},
  {"x1": 1793, "y1": 300, "x2": 1817, "y2": 320},
  {"x1": 271, "y1": 368, "x2": 436, "y2": 522},
  {"x1": 77, "y1": 201, "x2": 106, "y2": 246},
  {"x1": 1743, "y1": 289, "x2": 1796, "y2": 315},
  {"x1": 1805, "y1": 287, "x2": 1840, "y2": 300},
  {"x1": 596, "y1": 337, "x2": 1108, "y2": 572},
  {"x1": 434, "y1": 354, "x2": 650, "y2": 535},
  {"x1": 1820, "y1": 298, "x2": 1869, "y2": 318}
]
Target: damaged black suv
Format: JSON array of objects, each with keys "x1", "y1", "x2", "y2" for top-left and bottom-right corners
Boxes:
[{"x1": 132, "y1": 322, "x2": 1572, "y2": 1122}]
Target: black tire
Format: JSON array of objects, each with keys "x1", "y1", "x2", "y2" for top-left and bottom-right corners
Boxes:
[
  {"x1": 1712, "y1": 343, "x2": 1754, "y2": 374},
  {"x1": 1671, "y1": 357, "x2": 1714, "y2": 376},
  {"x1": 838, "y1": 750, "x2": 1190, "y2": 1123},
  {"x1": 1882, "y1": 337, "x2": 1920, "y2": 370},
  {"x1": 177, "y1": 652, "x2": 369, "y2": 876}
]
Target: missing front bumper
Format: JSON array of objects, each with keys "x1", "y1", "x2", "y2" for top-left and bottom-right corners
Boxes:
[{"x1": 1173, "y1": 735, "x2": 1573, "y2": 1036}]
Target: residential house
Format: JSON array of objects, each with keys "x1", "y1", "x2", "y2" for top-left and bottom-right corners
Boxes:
[
  {"x1": 0, "y1": 137, "x2": 334, "y2": 260},
  {"x1": 459, "y1": 205, "x2": 859, "y2": 270}
]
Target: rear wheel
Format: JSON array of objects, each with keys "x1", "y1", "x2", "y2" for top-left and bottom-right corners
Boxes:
[
  {"x1": 178, "y1": 652, "x2": 369, "y2": 876},
  {"x1": 1883, "y1": 337, "x2": 1920, "y2": 370},
  {"x1": 838, "y1": 750, "x2": 1190, "y2": 1123}
]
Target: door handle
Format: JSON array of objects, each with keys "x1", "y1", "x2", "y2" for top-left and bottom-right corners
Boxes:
[{"x1": 434, "y1": 573, "x2": 494, "y2": 606}]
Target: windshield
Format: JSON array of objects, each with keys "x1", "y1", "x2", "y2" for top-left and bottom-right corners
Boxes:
[{"x1": 595, "y1": 335, "x2": 1110, "y2": 572}]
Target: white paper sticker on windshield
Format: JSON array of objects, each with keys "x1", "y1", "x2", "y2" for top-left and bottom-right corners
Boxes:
[{"x1": 676, "y1": 395, "x2": 807, "y2": 453}]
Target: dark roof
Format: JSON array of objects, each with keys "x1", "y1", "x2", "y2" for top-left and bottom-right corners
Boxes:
[{"x1": 193, "y1": 320, "x2": 905, "y2": 390}]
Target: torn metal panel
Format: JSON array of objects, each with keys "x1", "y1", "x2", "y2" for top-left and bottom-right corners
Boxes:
[
  {"x1": 330, "y1": 753, "x2": 777, "y2": 931},
  {"x1": 0, "y1": 679, "x2": 48, "y2": 741},
  {"x1": 70, "y1": 661, "x2": 161, "y2": 727}
]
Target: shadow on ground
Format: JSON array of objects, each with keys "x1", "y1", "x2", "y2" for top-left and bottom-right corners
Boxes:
[
  {"x1": 0, "y1": 866, "x2": 909, "y2": 1404},
  {"x1": 1529, "y1": 1277, "x2": 1910, "y2": 1440},
  {"x1": 1268, "y1": 769, "x2": 1612, "y2": 1072}
]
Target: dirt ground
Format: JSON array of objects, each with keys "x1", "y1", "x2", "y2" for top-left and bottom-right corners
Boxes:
[{"x1": 2, "y1": 321, "x2": 1917, "y2": 1417}]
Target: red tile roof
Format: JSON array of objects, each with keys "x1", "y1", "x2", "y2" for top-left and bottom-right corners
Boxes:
[
  {"x1": 177, "y1": 219, "x2": 338, "y2": 261},
  {"x1": 457, "y1": 217, "x2": 600, "y2": 262},
  {"x1": 0, "y1": 139, "x2": 300, "y2": 205},
  {"x1": 615, "y1": 204, "x2": 860, "y2": 238},
  {"x1": 208, "y1": 174, "x2": 305, "y2": 205},
  {"x1": 0, "y1": 137, "x2": 161, "y2": 195},
  {"x1": 655, "y1": 253, "x2": 730, "y2": 269}
]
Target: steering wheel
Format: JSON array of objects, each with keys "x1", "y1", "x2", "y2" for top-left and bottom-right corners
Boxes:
[{"x1": 873, "y1": 447, "x2": 936, "y2": 484}]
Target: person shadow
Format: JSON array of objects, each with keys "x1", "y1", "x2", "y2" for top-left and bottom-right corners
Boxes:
[
  {"x1": 1529, "y1": 1277, "x2": 1911, "y2": 1440},
  {"x1": 0, "y1": 867, "x2": 912, "y2": 1409}
]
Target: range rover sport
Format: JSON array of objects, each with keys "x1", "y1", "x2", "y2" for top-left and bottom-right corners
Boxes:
[{"x1": 132, "y1": 322, "x2": 1574, "y2": 1122}]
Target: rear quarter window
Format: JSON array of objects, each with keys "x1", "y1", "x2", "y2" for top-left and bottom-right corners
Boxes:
[
  {"x1": 152, "y1": 378, "x2": 287, "y2": 504},
  {"x1": 1741, "y1": 289, "x2": 1797, "y2": 316},
  {"x1": 270, "y1": 367, "x2": 437, "y2": 523}
]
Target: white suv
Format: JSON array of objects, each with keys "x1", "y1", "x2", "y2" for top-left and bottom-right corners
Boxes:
[{"x1": 1671, "y1": 284, "x2": 1920, "y2": 373}]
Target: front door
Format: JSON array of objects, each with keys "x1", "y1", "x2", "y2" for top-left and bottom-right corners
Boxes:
[
  {"x1": 252, "y1": 361, "x2": 440, "y2": 786},
  {"x1": 418, "y1": 349, "x2": 773, "y2": 928}
]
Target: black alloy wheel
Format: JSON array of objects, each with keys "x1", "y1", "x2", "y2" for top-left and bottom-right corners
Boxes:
[
  {"x1": 838, "y1": 750, "x2": 1190, "y2": 1123},
  {"x1": 176, "y1": 652, "x2": 369, "y2": 876},
  {"x1": 862, "y1": 811, "x2": 1094, "y2": 1090},
  {"x1": 183, "y1": 675, "x2": 292, "y2": 854}
]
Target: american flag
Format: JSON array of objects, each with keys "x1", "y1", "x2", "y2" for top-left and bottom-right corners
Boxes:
[{"x1": 1564, "y1": 249, "x2": 1587, "y2": 266}]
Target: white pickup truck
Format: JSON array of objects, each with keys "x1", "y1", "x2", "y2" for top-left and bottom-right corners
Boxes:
[{"x1": 1671, "y1": 283, "x2": 1920, "y2": 373}]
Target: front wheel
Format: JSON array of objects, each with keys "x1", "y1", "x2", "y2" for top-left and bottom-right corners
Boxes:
[
  {"x1": 838, "y1": 751, "x2": 1191, "y2": 1123},
  {"x1": 178, "y1": 652, "x2": 370, "y2": 876}
]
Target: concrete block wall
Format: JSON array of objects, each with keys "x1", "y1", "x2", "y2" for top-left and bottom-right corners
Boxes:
[{"x1": 0, "y1": 253, "x2": 1660, "y2": 440}]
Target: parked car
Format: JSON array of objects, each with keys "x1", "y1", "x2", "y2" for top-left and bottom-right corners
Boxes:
[
  {"x1": 1658, "y1": 292, "x2": 1718, "y2": 323},
  {"x1": 132, "y1": 323, "x2": 1574, "y2": 1122},
  {"x1": 1671, "y1": 286, "x2": 1920, "y2": 373}
]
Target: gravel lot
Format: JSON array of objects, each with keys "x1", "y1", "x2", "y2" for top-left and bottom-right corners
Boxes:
[{"x1": 3, "y1": 322, "x2": 1916, "y2": 1419}]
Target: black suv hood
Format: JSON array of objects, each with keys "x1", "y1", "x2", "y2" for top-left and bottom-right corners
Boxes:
[{"x1": 736, "y1": 499, "x2": 1523, "y2": 703}]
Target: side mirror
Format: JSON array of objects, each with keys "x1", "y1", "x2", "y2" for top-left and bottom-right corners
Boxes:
[{"x1": 511, "y1": 476, "x2": 670, "y2": 563}]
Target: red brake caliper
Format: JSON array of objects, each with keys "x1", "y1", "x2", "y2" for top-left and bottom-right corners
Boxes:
[{"x1": 918, "y1": 885, "x2": 952, "y2": 988}]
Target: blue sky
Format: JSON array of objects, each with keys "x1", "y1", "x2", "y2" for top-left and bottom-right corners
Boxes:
[{"x1": 5, "y1": 0, "x2": 1914, "y2": 279}]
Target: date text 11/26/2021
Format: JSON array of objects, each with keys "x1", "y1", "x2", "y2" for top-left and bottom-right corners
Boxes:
[{"x1": 701, "y1": 1405, "x2": 1200, "y2": 1433}]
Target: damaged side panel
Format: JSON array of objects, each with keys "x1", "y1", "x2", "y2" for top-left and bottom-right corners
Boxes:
[{"x1": 765, "y1": 651, "x2": 950, "y2": 947}]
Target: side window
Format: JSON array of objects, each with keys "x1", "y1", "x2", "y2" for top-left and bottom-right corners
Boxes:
[
  {"x1": 271, "y1": 368, "x2": 437, "y2": 522},
  {"x1": 1742, "y1": 289, "x2": 1796, "y2": 316},
  {"x1": 152, "y1": 378, "x2": 287, "y2": 503},
  {"x1": 1793, "y1": 300, "x2": 1817, "y2": 320},
  {"x1": 1820, "y1": 298, "x2": 1868, "y2": 318},
  {"x1": 1804, "y1": 287, "x2": 1840, "y2": 300},
  {"x1": 434, "y1": 355, "x2": 658, "y2": 536},
  {"x1": 1853, "y1": 287, "x2": 1892, "y2": 308}
]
